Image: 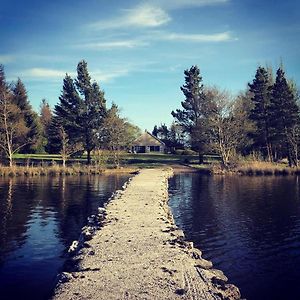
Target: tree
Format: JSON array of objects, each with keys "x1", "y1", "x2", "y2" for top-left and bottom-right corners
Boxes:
[
  {"x1": 39, "y1": 99, "x2": 52, "y2": 152},
  {"x1": 101, "y1": 104, "x2": 127, "y2": 167},
  {"x1": 232, "y1": 90, "x2": 255, "y2": 155},
  {"x1": 154, "y1": 123, "x2": 184, "y2": 150},
  {"x1": 270, "y1": 68, "x2": 300, "y2": 166},
  {"x1": 59, "y1": 126, "x2": 83, "y2": 168},
  {"x1": 169, "y1": 122, "x2": 186, "y2": 149},
  {"x1": 11, "y1": 78, "x2": 40, "y2": 153},
  {"x1": 248, "y1": 66, "x2": 273, "y2": 161},
  {"x1": 0, "y1": 66, "x2": 30, "y2": 166},
  {"x1": 53, "y1": 61, "x2": 106, "y2": 164},
  {"x1": 46, "y1": 116, "x2": 63, "y2": 154},
  {"x1": 123, "y1": 122, "x2": 141, "y2": 150},
  {"x1": 40, "y1": 98, "x2": 52, "y2": 130},
  {"x1": 172, "y1": 66, "x2": 210, "y2": 163},
  {"x1": 152, "y1": 125, "x2": 158, "y2": 137}
]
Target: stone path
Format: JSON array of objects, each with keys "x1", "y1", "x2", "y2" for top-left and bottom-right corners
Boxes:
[{"x1": 53, "y1": 168, "x2": 240, "y2": 300}]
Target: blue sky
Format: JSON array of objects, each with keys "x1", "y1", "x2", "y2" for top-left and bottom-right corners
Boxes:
[{"x1": 1, "y1": 0, "x2": 299, "y2": 130}]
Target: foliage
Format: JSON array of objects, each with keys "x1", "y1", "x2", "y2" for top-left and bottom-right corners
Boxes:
[
  {"x1": 171, "y1": 64, "x2": 300, "y2": 167},
  {"x1": 11, "y1": 78, "x2": 41, "y2": 153},
  {"x1": 270, "y1": 68, "x2": 300, "y2": 166},
  {"x1": 171, "y1": 66, "x2": 211, "y2": 162},
  {"x1": 100, "y1": 104, "x2": 128, "y2": 167},
  {"x1": 248, "y1": 66, "x2": 274, "y2": 161},
  {"x1": 0, "y1": 66, "x2": 30, "y2": 166},
  {"x1": 49, "y1": 61, "x2": 106, "y2": 164}
]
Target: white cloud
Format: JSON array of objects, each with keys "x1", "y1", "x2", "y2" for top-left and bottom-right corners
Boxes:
[
  {"x1": 21, "y1": 68, "x2": 73, "y2": 79},
  {"x1": 20, "y1": 67, "x2": 130, "y2": 83},
  {"x1": 91, "y1": 69, "x2": 130, "y2": 83},
  {"x1": 151, "y1": 0, "x2": 229, "y2": 9},
  {"x1": 0, "y1": 55, "x2": 15, "y2": 64},
  {"x1": 88, "y1": 4, "x2": 171, "y2": 30},
  {"x1": 160, "y1": 31, "x2": 235, "y2": 42},
  {"x1": 78, "y1": 39, "x2": 148, "y2": 50}
]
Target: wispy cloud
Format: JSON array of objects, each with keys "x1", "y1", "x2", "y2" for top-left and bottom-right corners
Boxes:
[
  {"x1": 77, "y1": 39, "x2": 148, "y2": 50},
  {"x1": 19, "y1": 67, "x2": 131, "y2": 83},
  {"x1": 91, "y1": 69, "x2": 130, "y2": 83},
  {"x1": 159, "y1": 31, "x2": 235, "y2": 42},
  {"x1": 77, "y1": 31, "x2": 236, "y2": 52},
  {"x1": 151, "y1": 0, "x2": 229, "y2": 9},
  {"x1": 21, "y1": 68, "x2": 73, "y2": 79},
  {"x1": 88, "y1": 4, "x2": 171, "y2": 30}
]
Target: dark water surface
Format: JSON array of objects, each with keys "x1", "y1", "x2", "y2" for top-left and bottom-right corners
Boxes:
[
  {"x1": 0, "y1": 174, "x2": 131, "y2": 300},
  {"x1": 169, "y1": 173, "x2": 300, "y2": 300}
]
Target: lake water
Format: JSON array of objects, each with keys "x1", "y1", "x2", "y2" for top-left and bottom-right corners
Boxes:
[
  {"x1": 0, "y1": 174, "x2": 131, "y2": 300},
  {"x1": 169, "y1": 173, "x2": 300, "y2": 300}
]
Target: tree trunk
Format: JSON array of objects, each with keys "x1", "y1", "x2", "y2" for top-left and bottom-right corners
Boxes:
[
  {"x1": 87, "y1": 149, "x2": 91, "y2": 165},
  {"x1": 9, "y1": 152, "x2": 13, "y2": 167},
  {"x1": 62, "y1": 157, "x2": 66, "y2": 168},
  {"x1": 198, "y1": 152, "x2": 204, "y2": 164}
]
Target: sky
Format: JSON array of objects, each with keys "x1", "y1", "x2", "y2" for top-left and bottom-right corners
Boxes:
[{"x1": 1, "y1": 0, "x2": 300, "y2": 130}]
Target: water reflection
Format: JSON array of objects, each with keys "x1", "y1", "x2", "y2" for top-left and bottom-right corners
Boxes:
[
  {"x1": 169, "y1": 174, "x2": 300, "y2": 300},
  {"x1": 0, "y1": 174, "x2": 130, "y2": 300}
]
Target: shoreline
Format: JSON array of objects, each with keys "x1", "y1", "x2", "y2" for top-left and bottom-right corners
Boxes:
[
  {"x1": 0, "y1": 165, "x2": 139, "y2": 177},
  {"x1": 52, "y1": 168, "x2": 241, "y2": 300}
]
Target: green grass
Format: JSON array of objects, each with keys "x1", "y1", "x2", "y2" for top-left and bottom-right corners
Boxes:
[
  {"x1": 13, "y1": 153, "x2": 62, "y2": 160},
  {"x1": 8, "y1": 152, "x2": 220, "y2": 172}
]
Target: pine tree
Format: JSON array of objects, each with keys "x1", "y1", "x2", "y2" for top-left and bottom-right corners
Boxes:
[
  {"x1": 270, "y1": 68, "x2": 300, "y2": 166},
  {"x1": 12, "y1": 78, "x2": 40, "y2": 153},
  {"x1": 76, "y1": 61, "x2": 106, "y2": 164},
  {"x1": 172, "y1": 66, "x2": 209, "y2": 163},
  {"x1": 52, "y1": 61, "x2": 106, "y2": 164},
  {"x1": 152, "y1": 125, "x2": 158, "y2": 137},
  {"x1": 248, "y1": 66, "x2": 273, "y2": 161}
]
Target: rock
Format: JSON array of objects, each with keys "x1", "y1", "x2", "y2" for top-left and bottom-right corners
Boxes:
[
  {"x1": 81, "y1": 226, "x2": 95, "y2": 241},
  {"x1": 189, "y1": 248, "x2": 202, "y2": 259},
  {"x1": 98, "y1": 207, "x2": 106, "y2": 215},
  {"x1": 58, "y1": 272, "x2": 73, "y2": 283},
  {"x1": 223, "y1": 284, "x2": 241, "y2": 300},
  {"x1": 194, "y1": 259, "x2": 213, "y2": 270},
  {"x1": 68, "y1": 241, "x2": 79, "y2": 254}
]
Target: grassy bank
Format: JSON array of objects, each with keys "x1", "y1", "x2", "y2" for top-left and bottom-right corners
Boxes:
[
  {"x1": 0, "y1": 152, "x2": 215, "y2": 176},
  {"x1": 5, "y1": 153, "x2": 296, "y2": 177},
  {"x1": 235, "y1": 161, "x2": 300, "y2": 176},
  {"x1": 0, "y1": 165, "x2": 138, "y2": 177},
  {"x1": 190, "y1": 160, "x2": 300, "y2": 176}
]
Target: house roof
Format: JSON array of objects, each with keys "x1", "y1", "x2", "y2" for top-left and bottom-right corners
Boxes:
[{"x1": 132, "y1": 131, "x2": 165, "y2": 146}]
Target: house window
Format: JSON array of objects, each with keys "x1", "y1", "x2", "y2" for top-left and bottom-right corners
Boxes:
[
  {"x1": 149, "y1": 146, "x2": 160, "y2": 152},
  {"x1": 134, "y1": 146, "x2": 146, "y2": 153}
]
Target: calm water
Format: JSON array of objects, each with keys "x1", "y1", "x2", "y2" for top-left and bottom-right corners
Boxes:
[
  {"x1": 0, "y1": 174, "x2": 131, "y2": 300},
  {"x1": 169, "y1": 173, "x2": 300, "y2": 300}
]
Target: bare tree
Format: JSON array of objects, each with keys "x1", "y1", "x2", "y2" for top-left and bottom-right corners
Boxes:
[
  {"x1": 0, "y1": 90, "x2": 29, "y2": 167},
  {"x1": 101, "y1": 104, "x2": 127, "y2": 168},
  {"x1": 206, "y1": 87, "x2": 242, "y2": 167},
  {"x1": 59, "y1": 126, "x2": 83, "y2": 167}
]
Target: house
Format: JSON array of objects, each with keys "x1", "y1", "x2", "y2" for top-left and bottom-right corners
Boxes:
[{"x1": 132, "y1": 131, "x2": 165, "y2": 153}]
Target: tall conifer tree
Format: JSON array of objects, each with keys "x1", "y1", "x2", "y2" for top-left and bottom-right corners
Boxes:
[
  {"x1": 172, "y1": 66, "x2": 210, "y2": 163},
  {"x1": 248, "y1": 66, "x2": 273, "y2": 161},
  {"x1": 270, "y1": 68, "x2": 299, "y2": 166},
  {"x1": 50, "y1": 61, "x2": 106, "y2": 164},
  {"x1": 12, "y1": 78, "x2": 40, "y2": 153}
]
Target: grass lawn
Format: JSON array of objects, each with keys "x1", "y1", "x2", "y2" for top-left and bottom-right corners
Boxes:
[{"x1": 11, "y1": 152, "x2": 220, "y2": 167}]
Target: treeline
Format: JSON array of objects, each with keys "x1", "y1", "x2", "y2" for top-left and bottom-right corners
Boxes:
[
  {"x1": 0, "y1": 61, "x2": 140, "y2": 167},
  {"x1": 170, "y1": 65, "x2": 299, "y2": 167}
]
